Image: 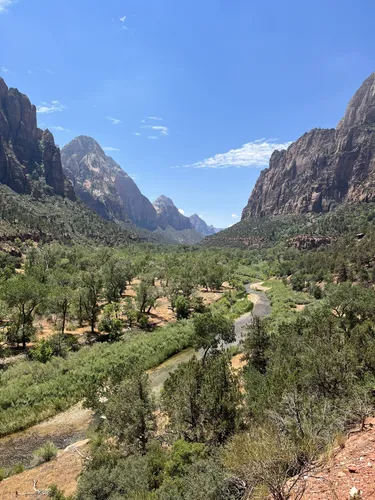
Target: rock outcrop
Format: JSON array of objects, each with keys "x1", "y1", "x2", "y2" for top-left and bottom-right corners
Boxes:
[
  {"x1": 189, "y1": 213, "x2": 221, "y2": 236},
  {"x1": 61, "y1": 136, "x2": 158, "y2": 230},
  {"x1": 153, "y1": 195, "x2": 193, "y2": 230},
  {"x1": 242, "y1": 72, "x2": 375, "y2": 219},
  {"x1": 0, "y1": 77, "x2": 74, "y2": 200}
]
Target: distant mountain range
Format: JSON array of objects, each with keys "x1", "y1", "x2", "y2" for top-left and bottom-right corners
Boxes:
[{"x1": 0, "y1": 77, "x2": 222, "y2": 245}]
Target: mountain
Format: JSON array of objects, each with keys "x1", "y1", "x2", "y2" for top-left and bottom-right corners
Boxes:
[
  {"x1": 153, "y1": 195, "x2": 193, "y2": 230},
  {"x1": 61, "y1": 136, "x2": 158, "y2": 230},
  {"x1": 0, "y1": 78, "x2": 74, "y2": 200},
  {"x1": 242, "y1": 72, "x2": 375, "y2": 219},
  {"x1": 189, "y1": 213, "x2": 221, "y2": 236},
  {"x1": 152, "y1": 196, "x2": 203, "y2": 243}
]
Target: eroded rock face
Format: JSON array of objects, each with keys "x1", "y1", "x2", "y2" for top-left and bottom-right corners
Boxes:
[
  {"x1": 153, "y1": 195, "x2": 192, "y2": 230},
  {"x1": 242, "y1": 72, "x2": 375, "y2": 219},
  {"x1": 290, "y1": 235, "x2": 332, "y2": 250},
  {"x1": 61, "y1": 136, "x2": 158, "y2": 230},
  {"x1": 0, "y1": 77, "x2": 74, "y2": 200}
]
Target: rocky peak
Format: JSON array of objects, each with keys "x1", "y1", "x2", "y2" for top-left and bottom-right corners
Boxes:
[
  {"x1": 61, "y1": 136, "x2": 158, "y2": 230},
  {"x1": 337, "y1": 72, "x2": 375, "y2": 130},
  {"x1": 189, "y1": 213, "x2": 220, "y2": 236},
  {"x1": 0, "y1": 77, "x2": 74, "y2": 200},
  {"x1": 242, "y1": 72, "x2": 375, "y2": 219},
  {"x1": 153, "y1": 195, "x2": 192, "y2": 231},
  {"x1": 154, "y1": 195, "x2": 176, "y2": 208}
]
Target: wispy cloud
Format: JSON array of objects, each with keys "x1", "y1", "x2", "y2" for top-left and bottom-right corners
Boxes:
[
  {"x1": 45, "y1": 69, "x2": 54, "y2": 75},
  {"x1": 0, "y1": 0, "x2": 14, "y2": 13},
  {"x1": 142, "y1": 125, "x2": 168, "y2": 136},
  {"x1": 178, "y1": 208, "x2": 185, "y2": 215},
  {"x1": 50, "y1": 126, "x2": 71, "y2": 132},
  {"x1": 148, "y1": 136, "x2": 158, "y2": 140},
  {"x1": 106, "y1": 116, "x2": 122, "y2": 125},
  {"x1": 1, "y1": 66, "x2": 9, "y2": 73},
  {"x1": 103, "y1": 146, "x2": 120, "y2": 152},
  {"x1": 146, "y1": 116, "x2": 163, "y2": 121},
  {"x1": 120, "y1": 15, "x2": 126, "y2": 22},
  {"x1": 133, "y1": 132, "x2": 141, "y2": 136},
  {"x1": 177, "y1": 139, "x2": 293, "y2": 169},
  {"x1": 231, "y1": 214, "x2": 239, "y2": 219},
  {"x1": 37, "y1": 101, "x2": 67, "y2": 114}
]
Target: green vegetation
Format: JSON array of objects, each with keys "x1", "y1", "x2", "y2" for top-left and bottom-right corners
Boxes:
[{"x1": 34, "y1": 441, "x2": 58, "y2": 464}]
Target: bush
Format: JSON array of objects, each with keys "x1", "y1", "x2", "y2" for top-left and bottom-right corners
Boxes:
[{"x1": 34, "y1": 441, "x2": 58, "y2": 464}]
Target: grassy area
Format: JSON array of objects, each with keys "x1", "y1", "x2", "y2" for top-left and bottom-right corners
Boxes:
[
  {"x1": 0, "y1": 322, "x2": 194, "y2": 436},
  {"x1": 0, "y1": 283, "x2": 255, "y2": 437},
  {"x1": 260, "y1": 279, "x2": 313, "y2": 328}
]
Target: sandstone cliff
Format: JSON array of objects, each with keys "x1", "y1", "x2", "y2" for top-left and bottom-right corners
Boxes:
[
  {"x1": 242, "y1": 72, "x2": 375, "y2": 218},
  {"x1": 0, "y1": 77, "x2": 74, "y2": 200},
  {"x1": 61, "y1": 136, "x2": 158, "y2": 230}
]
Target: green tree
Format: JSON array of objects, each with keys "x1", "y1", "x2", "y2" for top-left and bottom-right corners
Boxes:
[
  {"x1": 96, "y1": 372, "x2": 156, "y2": 454},
  {"x1": 243, "y1": 316, "x2": 270, "y2": 374},
  {"x1": 135, "y1": 281, "x2": 158, "y2": 314},
  {"x1": 193, "y1": 311, "x2": 235, "y2": 360},
  {"x1": 1, "y1": 275, "x2": 46, "y2": 348},
  {"x1": 98, "y1": 304, "x2": 124, "y2": 341},
  {"x1": 175, "y1": 295, "x2": 190, "y2": 320},
  {"x1": 81, "y1": 272, "x2": 102, "y2": 334},
  {"x1": 47, "y1": 270, "x2": 75, "y2": 335},
  {"x1": 102, "y1": 258, "x2": 128, "y2": 303}
]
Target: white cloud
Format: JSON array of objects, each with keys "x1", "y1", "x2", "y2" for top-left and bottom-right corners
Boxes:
[
  {"x1": 133, "y1": 132, "x2": 141, "y2": 136},
  {"x1": 177, "y1": 138, "x2": 293, "y2": 169},
  {"x1": 129, "y1": 174, "x2": 137, "y2": 180},
  {"x1": 178, "y1": 208, "x2": 185, "y2": 215},
  {"x1": 37, "y1": 101, "x2": 67, "y2": 114},
  {"x1": 50, "y1": 126, "x2": 71, "y2": 132},
  {"x1": 146, "y1": 116, "x2": 163, "y2": 121},
  {"x1": 103, "y1": 146, "x2": 120, "y2": 152},
  {"x1": 1, "y1": 66, "x2": 9, "y2": 73},
  {"x1": 120, "y1": 15, "x2": 126, "y2": 22},
  {"x1": 231, "y1": 214, "x2": 239, "y2": 219},
  {"x1": 106, "y1": 116, "x2": 121, "y2": 125},
  {"x1": 142, "y1": 125, "x2": 168, "y2": 136},
  {"x1": 148, "y1": 136, "x2": 158, "y2": 140},
  {"x1": 0, "y1": 0, "x2": 14, "y2": 13}
]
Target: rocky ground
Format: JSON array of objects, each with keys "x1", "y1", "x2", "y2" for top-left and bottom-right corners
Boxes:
[{"x1": 294, "y1": 419, "x2": 375, "y2": 499}]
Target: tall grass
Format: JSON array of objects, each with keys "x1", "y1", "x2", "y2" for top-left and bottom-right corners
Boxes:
[{"x1": 0, "y1": 321, "x2": 194, "y2": 436}]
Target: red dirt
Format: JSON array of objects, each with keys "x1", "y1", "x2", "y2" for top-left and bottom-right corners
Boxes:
[{"x1": 295, "y1": 419, "x2": 375, "y2": 499}]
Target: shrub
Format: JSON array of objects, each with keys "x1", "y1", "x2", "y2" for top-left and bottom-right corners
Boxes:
[{"x1": 34, "y1": 441, "x2": 58, "y2": 464}]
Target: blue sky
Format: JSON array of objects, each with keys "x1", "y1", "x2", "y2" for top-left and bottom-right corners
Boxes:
[{"x1": 1, "y1": 0, "x2": 375, "y2": 228}]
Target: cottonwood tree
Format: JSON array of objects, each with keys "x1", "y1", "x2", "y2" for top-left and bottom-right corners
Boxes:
[
  {"x1": 47, "y1": 270, "x2": 76, "y2": 335},
  {"x1": 1, "y1": 275, "x2": 46, "y2": 348},
  {"x1": 193, "y1": 311, "x2": 235, "y2": 361},
  {"x1": 135, "y1": 281, "x2": 158, "y2": 314},
  {"x1": 81, "y1": 271, "x2": 102, "y2": 333}
]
